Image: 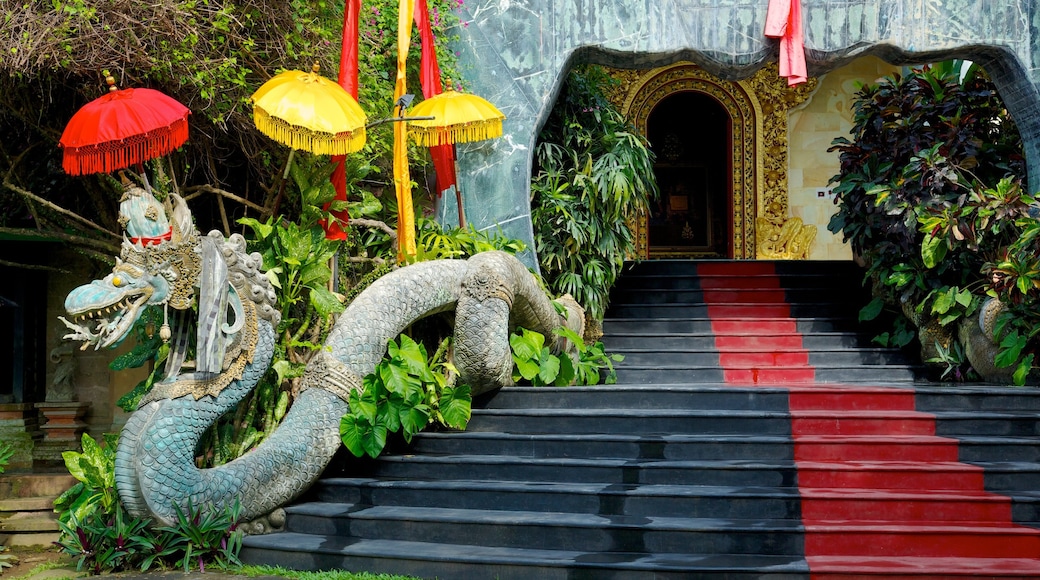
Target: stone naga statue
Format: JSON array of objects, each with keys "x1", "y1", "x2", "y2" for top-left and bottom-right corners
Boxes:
[{"x1": 60, "y1": 181, "x2": 584, "y2": 525}]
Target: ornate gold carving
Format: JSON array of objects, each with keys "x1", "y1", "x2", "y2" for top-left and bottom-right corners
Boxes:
[
  {"x1": 744, "y1": 64, "x2": 817, "y2": 215},
  {"x1": 607, "y1": 62, "x2": 817, "y2": 259},
  {"x1": 756, "y1": 202, "x2": 817, "y2": 259}
]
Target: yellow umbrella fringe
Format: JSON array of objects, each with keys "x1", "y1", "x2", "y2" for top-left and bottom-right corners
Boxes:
[
  {"x1": 409, "y1": 119, "x2": 504, "y2": 148},
  {"x1": 254, "y1": 109, "x2": 366, "y2": 155}
]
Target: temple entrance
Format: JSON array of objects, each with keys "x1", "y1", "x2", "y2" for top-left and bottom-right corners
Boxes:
[{"x1": 646, "y1": 92, "x2": 732, "y2": 258}]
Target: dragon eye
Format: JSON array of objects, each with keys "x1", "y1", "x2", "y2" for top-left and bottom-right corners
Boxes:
[{"x1": 112, "y1": 276, "x2": 124, "y2": 287}]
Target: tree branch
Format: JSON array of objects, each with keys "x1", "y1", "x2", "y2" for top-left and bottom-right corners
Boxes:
[{"x1": 182, "y1": 184, "x2": 268, "y2": 214}]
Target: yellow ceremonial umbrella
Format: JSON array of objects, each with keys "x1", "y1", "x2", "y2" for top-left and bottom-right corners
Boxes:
[
  {"x1": 251, "y1": 64, "x2": 367, "y2": 155},
  {"x1": 407, "y1": 88, "x2": 505, "y2": 228},
  {"x1": 407, "y1": 89, "x2": 505, "y2": 147}
]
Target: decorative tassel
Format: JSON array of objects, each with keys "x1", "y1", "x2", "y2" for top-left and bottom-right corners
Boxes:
[
  {"x1": 159, "y1": 304, "x2": 172, "y2": 343},
  {"x1": 62, "y1": 118, "x2": 190, "y2": 175},
  {"x1": 253, "y1": 109, "x2": 366, "y2": 156},
  {"x1": 410, "y1": 119, "x2": 504, "y2": 148}
]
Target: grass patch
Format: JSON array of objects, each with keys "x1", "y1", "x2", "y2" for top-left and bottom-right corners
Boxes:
[{"x1": 236, "y1": 564, "x2": 421, "y2": 580}]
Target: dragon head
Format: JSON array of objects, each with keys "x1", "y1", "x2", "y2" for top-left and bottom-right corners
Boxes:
[
  {"x1": 61, "y1": 260, "x2": 171, "y2": 349},
  {"x1": 60, "y1": 178, "x2": 200, "y2": 350}
]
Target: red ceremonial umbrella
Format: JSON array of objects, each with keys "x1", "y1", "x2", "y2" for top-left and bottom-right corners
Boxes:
[{"x1": 59, "y1": 76, "x2": 191, "y2": 176}]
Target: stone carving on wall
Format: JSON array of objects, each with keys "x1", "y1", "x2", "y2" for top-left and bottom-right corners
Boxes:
[{"x1": 608, "y1": 62, "x2": 816, "y2": 259}]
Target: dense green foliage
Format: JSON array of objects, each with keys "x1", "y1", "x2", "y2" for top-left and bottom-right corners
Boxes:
[
  {"x1": 510, "y1": 326, "x2": 622, "y2": 387},
  {"x1": 56, "y1": 499, "x2": 242, "y2": 574},
  {"x1": 54, "y1": 434, "x2": 243, "y2": 574},
  {"x1": 531, "y1": 65, "x2": 658, "y2": 320},
  {"x1": 828, "y1": 63, "x2": 1040, "y2": 383},
  {"x1": 54, "y1": 433, "x2": 120, "y2": 525},
  {"x1": 340, "y1": 335, "x2": 471, "y2": 458},
  {"x1": 0, "y1": 0, "x2": 463, "y2": 258}
]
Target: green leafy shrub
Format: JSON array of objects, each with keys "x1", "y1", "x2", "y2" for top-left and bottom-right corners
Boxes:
[
  {"x1": 532, "y1": 64, "x2": 658, "y2": 320},
  {"x1": 827, "y1": 63, "x2": 1031, "y2": 380},
  {"x1": 155, "y1": 500, "x2": 243, "y2": 573},
  {"x1": 0, "y1": 441, "x2": 11, "y2": 473},
  {"x1": 340, "y1": 335, "x2": 471, "y2": 458},
  {"x1": 56, "y1": 504, "x2": 154, "y2": 574},
  {"x1": 56, "y1": 499, "x2": 242, "y2": 574},
  {"x1": 54, "y1": 433, "x2": 119, "y2": 525},
  {"x1": 510, "y1": 326, "x2": 623, "y2": 387},
  {"x1": 415, "y1": 218, "x2": 527, "y2": 261}
]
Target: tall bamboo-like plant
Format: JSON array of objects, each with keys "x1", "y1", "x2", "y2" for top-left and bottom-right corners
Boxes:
[{"x1": 531, "y1": 65, "x2": 658, "y2": 320}]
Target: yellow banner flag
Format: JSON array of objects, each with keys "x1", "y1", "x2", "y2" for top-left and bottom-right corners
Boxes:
[{"x1": 394, "y1": 0, "x2": 417, "y2": 261}]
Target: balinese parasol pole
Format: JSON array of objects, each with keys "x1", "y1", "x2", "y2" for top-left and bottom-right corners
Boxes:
[
  {"x1": 393, "y1": 0, "x2": 418, "y2": 261},
  {"x1": 414, "y1": 0, "x2": 457, "y2": 205},
  {"x1": 324, "y1": 0, "x2": 362, "y2": 241}
]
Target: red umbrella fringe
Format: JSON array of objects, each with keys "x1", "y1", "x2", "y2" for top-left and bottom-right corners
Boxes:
[
  {"x1": 61, "y1": 118, "x2": 189, "y2": 176},
  {"x1": 409, "y1": 119, "x2": 503, "y2": 148},
  {"x1": 253, "y1": 108, "x2": 366, "y2": 156}
]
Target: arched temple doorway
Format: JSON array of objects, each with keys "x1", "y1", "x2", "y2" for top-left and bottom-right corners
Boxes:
[
  {"x1": 609, "y1": 62, "x2": 817, "y2": 259},
  {"x1": 646, "y1": 92, "x2": 732, "y2": 258}
]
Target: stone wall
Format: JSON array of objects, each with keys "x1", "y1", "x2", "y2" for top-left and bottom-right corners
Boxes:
[
  {"x1": 788, "y1": 56, "x2": 901, "y2": 260},
  {"x1": 444, "y1": 0, "x2": 1040, "y2": 268}
]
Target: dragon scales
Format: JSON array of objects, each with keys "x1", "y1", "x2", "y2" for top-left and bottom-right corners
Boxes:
[{"x1": 61, "y1": 182, "x2": 584, "y2": 525}]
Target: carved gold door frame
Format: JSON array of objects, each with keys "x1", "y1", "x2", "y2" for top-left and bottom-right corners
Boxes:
[{"x1": 608, "y1": 63, "x2": 816, "y2": 259}]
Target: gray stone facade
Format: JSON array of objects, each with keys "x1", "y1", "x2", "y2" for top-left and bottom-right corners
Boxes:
[{"x1": 441, "y1": 0, "x2": 1040, "y2": 267}]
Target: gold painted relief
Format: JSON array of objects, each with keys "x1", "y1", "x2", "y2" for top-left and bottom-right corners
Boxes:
[{"x1": 607, "y1": 62, "x2": 817, "y2": 259}]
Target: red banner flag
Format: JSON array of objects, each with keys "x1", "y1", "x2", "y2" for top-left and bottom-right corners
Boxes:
[
  {"x1": 324, "y1": 0, "x2": 362, "y2": 240},
  {"x1": 414, "y1": 0, "x2": 457, "y2": 198}
]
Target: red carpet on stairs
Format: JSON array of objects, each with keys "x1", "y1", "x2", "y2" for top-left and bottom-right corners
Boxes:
[{"x1": 698, "y1": 261, "x2": 1040, "y2": 578}]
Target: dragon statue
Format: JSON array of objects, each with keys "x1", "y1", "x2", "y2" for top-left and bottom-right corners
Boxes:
[{"x1": 61, "y1": 180, "x2": 584, "y2": 525}]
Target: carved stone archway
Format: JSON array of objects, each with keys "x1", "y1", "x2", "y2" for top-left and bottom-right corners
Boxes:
[{"x1": 608, "y1": 62, "x2": 816, "y2": 259}]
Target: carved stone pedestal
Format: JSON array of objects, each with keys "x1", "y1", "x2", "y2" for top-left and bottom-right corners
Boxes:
[{"x1": 32, "y1": 402, "x2": 90, "y2": 469}]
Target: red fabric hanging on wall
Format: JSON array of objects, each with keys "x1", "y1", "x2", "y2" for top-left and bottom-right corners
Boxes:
[{"x1": 764, "y1": 0, "x2": 807, "y2": 86}]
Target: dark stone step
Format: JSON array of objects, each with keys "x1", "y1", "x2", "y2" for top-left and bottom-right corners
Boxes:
[
  {"x1": 366, "y1": 455, "x2": 798, "y2": 487},
  {"x1": 615, "y1": 365, "x2": 920, "y2": 385},
  {"x1": 601, "y1": 317, "x2": 867, "y2": 334},
  {"x1": 612, "y1": 273, "x2": 867, "y2": 292},
  {"x1": 613, "y1": 349, "x2": 909, "y2": 367},
  {"x1": 281, "y1": 503, "x2": 806, "y2": 556},
  {"x1": 606, "y1": 303, "x2": 855, "y2": 319},
  {"x1": 609, "y1": 288, "x2": 846, "y2": 305},
  {"x1": 619, "y1": 259, "x2": 857, "y2": 278},
  {"x1": 965, "y1": 461, "x2": 1040, "y2": 491},
  {"x1": 933, "y1": 411, "x2": 1040, "y2": 437},
  {"x1": 312, "y1": 478, "x2": 804, "y2": 520},
  {"x1": 408, "y1": 432, "x2": 795, "y2": 461},
  {"x1": 611, "y1": 366, "x2": 727, "y2": 384},
  {"x1": 603, "y1": 333, "x2": 882, "y2": 350},
  {"x1": 241, "y1": 532, "x2": 810, "y2": 580},
  {"x1": 466, "y1": 408, "x2": 791, "y2": 435},
  {"x1": 478, "y1": 385, "x2": 791, "y2": 411},
  {"x1": 956, "y1": 436, "x2": 1040, "y2": 463},
  {"x1": 915, "y1": 386, "x2": 1040, "y2": 412},
  {"x1": 812, "y1": 365, "x2": 921, "y2": 384}
]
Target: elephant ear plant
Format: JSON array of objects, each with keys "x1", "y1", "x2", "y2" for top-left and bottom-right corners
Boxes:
[{"x1": 340, "y1": 335, "x2": 472, "y2": 458}]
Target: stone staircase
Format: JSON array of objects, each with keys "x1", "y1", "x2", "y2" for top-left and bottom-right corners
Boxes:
[
  {"x1": 241, "y1": 259, "x2": 1040, "y2": 578},
  {"x1": 0, "y1": 473, "x2": 73, "y2": 546}
]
